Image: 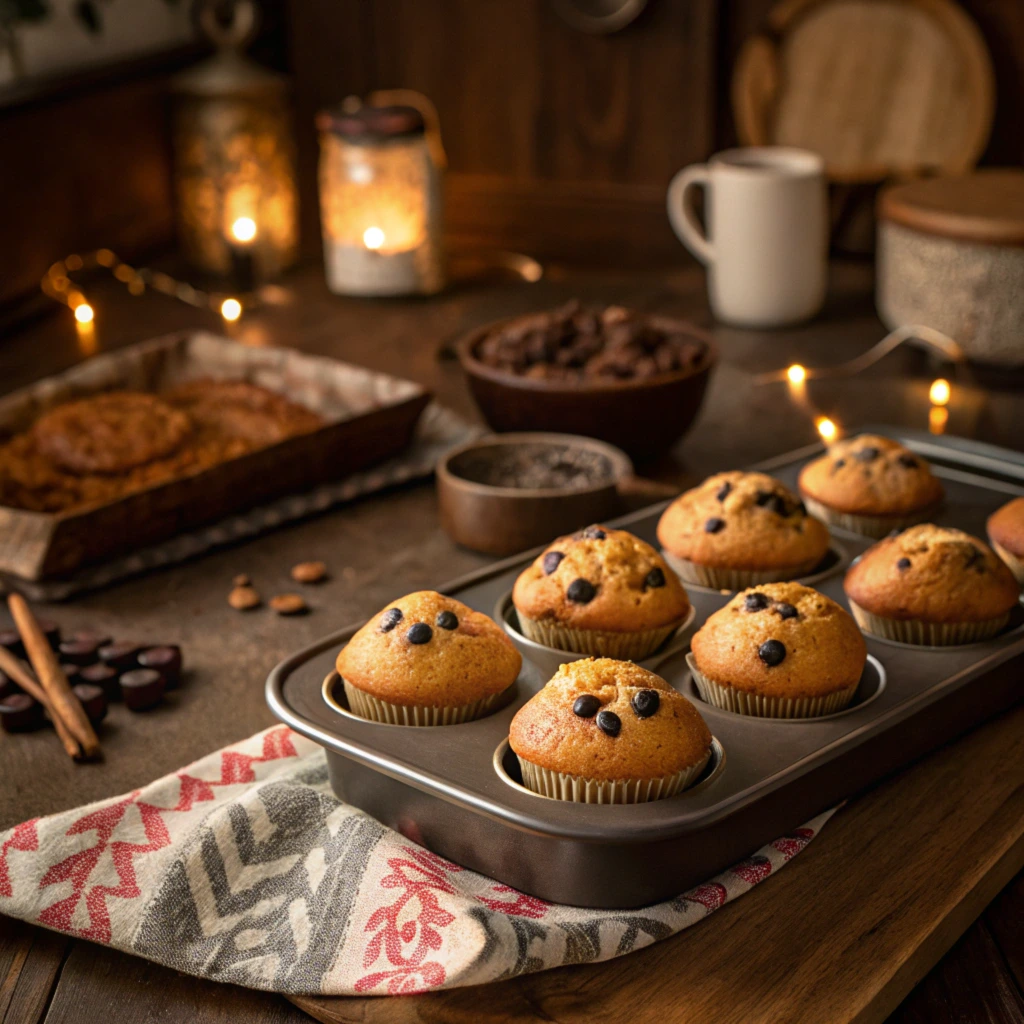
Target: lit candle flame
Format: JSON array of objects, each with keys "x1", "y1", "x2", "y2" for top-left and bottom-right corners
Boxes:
[
  {"x1": 929, "y1": 378, "x2": 951, "y2": 406},
  {"x1": 220, "y1": 297, "x2": 242, "y2": 322},
  {"x1": 363, "y1": 226, "x2": 385, "y2": 250},
  {"x1": 787, "y1": 364, "x2": 806, "y2": 384},
  {"x1": 74, "y1": 303, "x2": 94, "y2": 324},
  {"x1": 815, "y1": 416, "x2": 837, "y2": 441},
  {"x1": 231, "y1": 217, "x2": 257, "y2": 244}
]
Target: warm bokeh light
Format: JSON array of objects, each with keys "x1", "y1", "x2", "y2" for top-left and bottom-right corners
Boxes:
[
  {"x1": 929, "y1": 405, "x2": 948, "y2": 435},
  {"x1": 363, "y1": 226, "x2": 385, "y2": 250},
  {"x1": 815, "y1": 416, "x2": 837, "y2": 441},
  {"x1": 220, "y1": 297, "x2": 242, "y2": 322},
  {"x1": 787, "y1": 364, "x2": 807, "y2": 384},
  {"x1": 73, "y1": 303, "x2": 94, "y2": 324},
  {"x1": 929, "y1": 378, "x2": 951, "y2": 406},
  {"x1": 231, "y1": 217, "x2": 258, "y2": 244}
]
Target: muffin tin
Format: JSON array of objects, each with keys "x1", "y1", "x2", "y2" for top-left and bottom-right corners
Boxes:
[{"x1": 266, "y1": 428, "x2": 1024, "y2": 908}]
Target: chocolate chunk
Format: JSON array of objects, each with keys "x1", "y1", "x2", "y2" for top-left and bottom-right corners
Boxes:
[
  {"x1": 705, "y1": 517, "x2": 726, "y2": 534},
  {"x1": 406, "y1": 623, "x2": 433, "y2": 644},
  {"x1": 755, "y1": 491, "x2": 774, "y2": 507},
  {"x1": 833, "y1": 459, "x2": 846, "y2": 470},
  {"x1": 775, "y1": 603, "x2": 799, "y2": 620},
  {"x1": 36, "y1": 620, "x2": 61, "y2": 650},
  {"x1": 0, "y1": 694, "x2": 43, "y2": 732},
  {"x1": 98, "y1": 643, "x2": 141, "y2": 673},
  {"x1": 59, "y1": 639, "x2": 100, "y2": 666},
  {"x1": 582, "y1": 526, "x2": 607, "y2": 540},
  {"x1": 380, "y1": 608, "x2": 403, "y2": 632},
  {"x1": 897, "y1": 453, "x2": 919, "y2": 469},
  {"x1": 542, "y1": 551, "x2": 565, "y2": 575},
  {"x1": 744, "y1": 592, "x2": 770, "y2": 612},
  {"x1": 566, "y1": 578, "x2": 597, "y2": 604},
  {"x1": 81, "y1": 663, "x2": 121, "y2": 701},
  {"x1": 436, "y1": 610, "x2": 458, "y2": 630},
  {"x1": 71, "y1": 630, "x2": 112, "y2": 649},
  {"x1": 573, "y1": 694, "x2": 601, "y2": 718},
  {"x1": 60, "y1": 663, "x2": 81, "y2": 685},
  {"x1": 73, "y1": 683, "x2": 108, "y2": 724},
  {"x1": 0, "y1": 671, "x2": 18, "y2": 701},
  {"x1": 0, "y1": 629, "x2": 24, "y2": 660},
  {"x1": 716, "y1": 481, "x2": 732, "y2": 502},
  {"x1": 596, "y1": 709, "x2": 622, "y2": 737},
  {"x1": 855, "y1": 446, "x2": 879, "y2": 463},
  {"x1": 896, "y1": 557, "x2": 911, "y2": 571},
  {"x1": 758, "y1": 639, "x2": 787, "y2": 666},
  {"x1": 138, "y1": 646, "x2": 182, "y2": 689},
  {"x1": 644, "y1": 567, "x2": 666, "y2": 589},
  {"x1": 120, "y1": 669, "x2": 165, "y2": 711},
  {"x1": 765, "y1": 494, "x2": 789, "y2": 516},
  {"x1": 631, "y1": 689, "x2": 660, "y2": 718}
]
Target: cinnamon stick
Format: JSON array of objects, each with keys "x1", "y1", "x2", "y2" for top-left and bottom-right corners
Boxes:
[
  {"x1": 8, "y1": 594, "x2": 100, "y2": 758},
  {"x1": 0, "y1": 645, "x2": 82, "y2": 759}
]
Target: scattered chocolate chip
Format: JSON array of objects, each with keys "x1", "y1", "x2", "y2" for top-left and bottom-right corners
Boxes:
[
  {"x1": 138, "y1": 646, "x2": 182, "y2": 689},
  {"x1": 59, "y1": 638, "x2": 100, "y2": 666},
  {"x1": 567, "y1": 578, "x2": 597, "y2": 603},
  {"x1": 573, "y1": 694, "x2": 601, "y2": 718},
  {"x1": 775, "y1": 603, "x2": 799, "y2": 620},
  {"x1": 407, "y1": 623, "x2": 433, "y2": 644},
  {"x1": 758, "y1": 639, "x2": 787, "y2": 666},
  {"x1": 832, "y1": 458, "x2": 846, "y2": 472},
  {"x1": 705, "y1": 517, "x2": 725, "y2": 534},
  {"x1": 796, "y1": 500, "x2": 807, "y2": 516},
  {"x1": 0, "y1": 629, "x2": 24, "y2": 660},
  {"x1": 896, "y1": 557, "x2": 911, "y2": 571},
  {"x1": 81, "y1": 663, "x2": 120, "y2": 701},
  {"x1": 966, "y1": 548, "x2": 987, "y2": 573},
  {"x1": 228, "y1": 586, "x2": 261, "y2": 611},
  {"x1": 855, "y1": 446, "x2": 879, "y2": 463},
  {"x1": 233, "y1": 573, "x2": 252, "y2": 588},
  {"x1": 120, "y1": 669, "x2": 165, "y2": 711},
  {"x1": 73, "y1": 683, "x2": 108, "y2": 724},
  {"x1": 98, "y1": 642, "x2": 141, "y2": 673},
  {"x1": 897, "y1": 454, "x2": 919, "y2": 469},
  {"x1": 270, "y1": 594, "x2": 308, "y2": 616},
  {"x1": 596, "y1": 709, "x2": 621, "y2": 737},
  {"x1": 582, "y1": 526, "x2": 607, "y2": 540},
  {"x1": 291, "y1": 561, "x2": 328, "y2": 584},
  {"x1": 765, "y1": 494, "x2": 789, "y2": 516},
  {"x1": 716, "y1": 481, "x2": 732, "y2": 502},
  {"x1": 755, "y1": 491, "x2": 774, "y2": 507},
  {"x1": 744, "y1": 593, "x2": 770, "y2": 612},
  {"x1": 644, "y1": 567, "x2": 666, "y2": 589},
  {"x1": 380, "y1": 608, "x2": 403, "y2": 632},
  {"x1": 631, "y1": 689, "x2": 660, "y2": 718},
  {"x1": 0, "y1": 694, "x2": 43, "y2": 732},
  {"x1": 542, "y1": 551, "x2": 565, "y2": 575},
  {"x1": 436, "y1": 610, "x2": 458, "y2": 630}
]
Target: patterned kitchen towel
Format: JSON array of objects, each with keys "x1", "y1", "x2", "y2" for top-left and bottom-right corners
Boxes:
[{"x1": 0, "y1": 726, "x2": 834, "y2": 996}]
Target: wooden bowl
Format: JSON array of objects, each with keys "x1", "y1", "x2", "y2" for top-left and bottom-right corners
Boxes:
[
  {"x1": 437, "y1": 433, "x2": 634, "y2": 556},
  {"x1": 457, "y1": 316, "x2": 716, "y2": 461}
]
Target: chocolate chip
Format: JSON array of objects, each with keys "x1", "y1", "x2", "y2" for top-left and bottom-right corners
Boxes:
[
  {"x1": 898, "y1": 453, "x2": 919, "y2": 469},
  {"x1": 855, "y1": 446, "x2": 879, "y2": 463},
  {"x1": 542, "y1": 551, "x2": 564, "y2": 575},
  {"x1": 406, "y1": 623, "x2": 433, "y2": 644},
  {"x1": 758, "y1": 639, "x2": 786, "y2": 666},
  {"x1": 138, "y1": 646, "x2": 182, "y2": 689},
  {"x1": 0, "y1": 694, "x2": 43, "y2": 732},
  {"x1": 834, "y1": 459, "x2": 846, "y2": 470},
  {"x1": 705, "y1": 517, "x2": 725, "y2": 534},
  {"x1": 896, "y1": 557, "x2": 911, "y2": 571},
  {"x1": 796, "y1": 500, "x2": 807, "y2": 516},
  {"x1": 765, "y1": 494, "x2": 789, "y2": 516},
  {"x1": 120, "y1": 669, "x2": 165, "y2": 711},
  {"x1": 380, "y1": 608, "x2": 403, "y2": 632},
  {"x1": 567, "y1": 578, "x2": 597, "y2": 603},
  {"x1": 744, "y1": 592, "x2": 770, "y2": 611},
  {"x1": 644, "y1": 567, "x2": 666, "y2": 589},
  {"x1": 755, "y1": 490, "x2": 774, "y2": 507},
  {"x1": 775, "y1": 603, "x2": 799, "y2": 620},
  {"x1": 573, "y1": 694, "x2": 601, "y2": 718},
  {"x1": 631, "y1": 689, "x2": 660, "y2": 718},
  {"x1": 73, "y1": 683, "x2": 107, "y2": 724},
  {"x1": 582, "y1": 526, "x2": 607, "y2": 540},
  {"x1": 596, "y1": 710, "x2": 621, "y2": 737},
  {"x1": 966, "y1": 548, "x2": 986, "y2": 573},
  {"x1": 436, "y1": 610, "x2": 458, "y2": 630},
  {"x1": 716, "y1": 482, "x2": 732, "y2": 502}
]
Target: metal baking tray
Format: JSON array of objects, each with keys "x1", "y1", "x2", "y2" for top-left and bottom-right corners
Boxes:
[{"x1": 267, "y1": 428, "x2": 1024, "y2": 909}]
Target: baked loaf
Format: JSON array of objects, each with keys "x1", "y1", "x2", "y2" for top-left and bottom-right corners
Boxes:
[
  {"x1": 656, "y1": 471, "x2": 829, "y2": 589},
  {"x1": 509, "y1": 658, "x2": 712, "y2": 802},
  {"x1": 798, "y1": 434, "x2": 943, "y2": 537},
  {"x1": 512, "y1": 525, "x2": 690, "y2": 658},
  {"x1": 337, "y1": 591, "x2": 522, "y2": 725},
  {"x1": 844, "y1": 525, "x2": 1019, "y2": 644},
  {"x1": 689, "y1": 582, "x2": 866, "y2": 717},
  {"x1": 988, "y1": 497, "x2": 1024, "y2": 585}
]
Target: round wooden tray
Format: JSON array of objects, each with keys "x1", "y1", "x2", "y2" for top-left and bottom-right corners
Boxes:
[{"x1": 732, "y1": 0, "x2": 995, "y2": 184}]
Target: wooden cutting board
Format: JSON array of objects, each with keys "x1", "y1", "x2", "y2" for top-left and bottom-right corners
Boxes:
[{"x1": 732, "y1": 0, "x2": 995, "y2": 184}]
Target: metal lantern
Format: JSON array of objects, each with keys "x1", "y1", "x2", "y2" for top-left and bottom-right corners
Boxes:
[
  {"x1": 318, "y1": 102, "x2": 445, "y2": 297},
  {"x1": 172, "y1": 0, "x2": 297, "y2": 279}
]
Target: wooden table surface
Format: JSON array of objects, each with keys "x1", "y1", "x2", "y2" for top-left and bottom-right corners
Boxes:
[{"x1": 0, "y1": 260, "x2": 1022, "y2": 1023}]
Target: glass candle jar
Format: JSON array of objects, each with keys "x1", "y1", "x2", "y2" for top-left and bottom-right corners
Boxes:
[{"x1": 318, "y1": 104, "x2": 445, "y2": 297}]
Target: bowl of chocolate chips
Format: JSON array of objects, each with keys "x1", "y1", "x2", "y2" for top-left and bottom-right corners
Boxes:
[{"x1": 458, "y1": 301, "x2": 716, "y2": 460}]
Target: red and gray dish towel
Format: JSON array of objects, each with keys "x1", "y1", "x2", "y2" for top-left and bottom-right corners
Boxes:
[{"x1": 0, "y1": 726, "x2": 833, "y2": 996}]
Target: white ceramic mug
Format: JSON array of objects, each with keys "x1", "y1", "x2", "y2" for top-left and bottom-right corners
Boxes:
[{"x1": 668, "y1": 147, "x2": 828, "y2": 327}]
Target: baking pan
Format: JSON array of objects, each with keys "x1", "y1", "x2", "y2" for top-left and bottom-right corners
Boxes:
[
  {"x1": 267, "y1": 428, "x2": 1024, "y2": 908},
  {"x1": 0, "y1": 331, "x2": 430, "y2": 580}
]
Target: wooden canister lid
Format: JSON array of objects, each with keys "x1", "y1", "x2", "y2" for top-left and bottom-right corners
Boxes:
[{"x1": 879, "y1": 171, "x2": 1024, "y2": 246}]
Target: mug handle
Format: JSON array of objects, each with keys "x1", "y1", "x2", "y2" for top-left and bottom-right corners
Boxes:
[{"x1": 667, "y1": 165, "x2": 714, "y2": 265}]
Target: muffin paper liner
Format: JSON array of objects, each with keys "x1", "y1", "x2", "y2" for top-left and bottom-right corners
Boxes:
[
  {"x1": 661, "y1": 552, "x2": 824, "y2": 592},
  {"x1": 801, "y1": 496, "x2": 939, "y2": 540},
  {"x1": 515, "y1": 614, "x2": 681, "y2": 661},
  {"x1": 686, "y1": 653, "x2": 859, "y2": 719},
  {"x1": 516, "y1": 749, "x2": 711, "y2": 804},
  {"x1": 992, "y1": 540, "x2": 1024, "y2": 588},
  {"x1": 342, "y1": 678, "x2": 504, "y2": 726},
  {"x1": 847, "y1": 601, "x2": 1010, "y2": 647}
]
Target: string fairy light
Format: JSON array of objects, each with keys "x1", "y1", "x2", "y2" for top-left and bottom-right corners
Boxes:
[{"x1": 929, "y1": 378, "x2": 951, "y2": 406}]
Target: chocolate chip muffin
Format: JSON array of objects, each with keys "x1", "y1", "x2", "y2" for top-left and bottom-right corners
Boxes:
[
  {"x1": 844, "y1": 525, "x2": 1020, "y2": 645},
  {"x1": 336, "y1": 591, "x2": 522, "y2": 725},
  {"x1": 512, "y1": 525, "x2": 691, "y2": 660},
  {"x1": 988, "y1": 497, "x2": 1024, "y2": 586},
  {"x1": 798, "y1": 434, "x2": 944, "y2": 538},
  {"x1": 509, "y1": 658, "x2": 712, "y2": 803},
  {"x1": 656, "y1": 472, "x2": 830, "y2": 590},
  {"x1": 689, "y1": 582, "x2": 867, "y2": 718}
]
